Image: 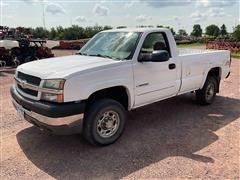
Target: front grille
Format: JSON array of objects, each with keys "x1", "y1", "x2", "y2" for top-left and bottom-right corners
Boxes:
[
  {"x1": 17, "y1": 71, "x2": 41, "y2": 86},
  {"x1": 16, "y1": 71, "x2": 41, "y2": 98},
  {"x1": 17, "y1": 84, "x2": 38, "y2": 97}
]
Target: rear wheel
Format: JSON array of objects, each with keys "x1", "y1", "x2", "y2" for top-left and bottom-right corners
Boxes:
[
  {"x1": 196, "y1": 76, "x2": 217, "y2": 105},
  {"x1": 83, "y1": 99, "x2": 127, "y2": 146}
]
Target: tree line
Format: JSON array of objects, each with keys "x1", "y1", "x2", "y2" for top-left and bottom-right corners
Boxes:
[
  {"x1": 28, "y1": 24, "x2": 240, "y2": 41},
  {"x1": 30, "y1": 25, "x2": 112, "y2": 40},
  {"x1": 190, "y1": 24, "x2": 227, "y2": 37}
]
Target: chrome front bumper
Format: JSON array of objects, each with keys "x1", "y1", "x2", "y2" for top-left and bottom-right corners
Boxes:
[
  {"x1": 12, "y1": 99, "x2": 84, "y2": 134},
  {"x1": 10, "y1": 85, "x2": 86, "y2": 134}
]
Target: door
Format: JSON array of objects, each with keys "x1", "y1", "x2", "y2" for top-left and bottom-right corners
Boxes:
[{"x1": 133, "y1": 32, "x2": 180, "y2": 107}]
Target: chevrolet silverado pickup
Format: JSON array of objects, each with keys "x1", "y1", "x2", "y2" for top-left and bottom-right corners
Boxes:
[{"x1": 11, "y1": 28, "x2": 231, "y2": 146}]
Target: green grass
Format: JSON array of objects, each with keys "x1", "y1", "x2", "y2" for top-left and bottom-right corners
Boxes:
[
  {"x1": 177, "y1": 42, "x2": 206, "y2": 48},
  {"x1": 231, "y1": 52, "x2": 240, "y2": 58}
]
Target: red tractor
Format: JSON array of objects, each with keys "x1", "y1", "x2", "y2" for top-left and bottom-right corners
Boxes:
[
  {"x1": 0, "y1": 38, "x2": 54, "y2": 67},
  {"x1": 31, "y1": 39, "x2": 54, "y2": 59},
  {"x1": 11, "y1": 39, "x2": 54, "y2": 64}
]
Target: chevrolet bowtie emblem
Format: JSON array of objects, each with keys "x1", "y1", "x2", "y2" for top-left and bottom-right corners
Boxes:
[{"x1": 20, "y1": 80, "x2": 27, "y2": 89}]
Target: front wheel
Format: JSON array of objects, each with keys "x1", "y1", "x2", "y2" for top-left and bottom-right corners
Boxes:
[
  {"x1": 83, "y1": 99, "x2": 127, "y2": 146},
  {"x1": 196, "y1": 76, "x2": 217, "y2": 105}
]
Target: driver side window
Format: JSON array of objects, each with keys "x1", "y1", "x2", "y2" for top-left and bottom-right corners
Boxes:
[{"x1": 139, "y1": 32, "x2": 170, "y2": 60}]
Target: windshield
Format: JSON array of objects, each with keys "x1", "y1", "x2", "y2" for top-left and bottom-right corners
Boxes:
[{"x1": 78, "y1": 32, "x2": 140, "y2": 60}]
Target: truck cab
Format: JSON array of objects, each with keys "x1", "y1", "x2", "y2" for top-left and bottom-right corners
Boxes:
[{"x1": 11, "y1": 28, "x2": 231, "y2": 146}]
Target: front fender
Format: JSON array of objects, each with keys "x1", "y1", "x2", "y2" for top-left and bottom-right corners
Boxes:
[
  {"x1": 63, "y1": 65, "x2": 134, "y2": 109},
  {"x1": 84, "y1": 80, "x2": 134, "y2": 110}
]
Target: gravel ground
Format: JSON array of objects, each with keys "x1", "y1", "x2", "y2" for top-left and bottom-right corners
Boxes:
[{"x1": 0, "y1": 51, "x2": 239, "y2": 179}]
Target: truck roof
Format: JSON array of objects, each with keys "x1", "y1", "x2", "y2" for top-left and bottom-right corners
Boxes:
[{"x1": 102, "y1": 28, "x2": 169, "y2": 33}]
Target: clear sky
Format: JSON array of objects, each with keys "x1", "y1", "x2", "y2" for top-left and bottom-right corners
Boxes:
[{"x1": 1, "y1": 0, "x2": 239, "y2": 33}]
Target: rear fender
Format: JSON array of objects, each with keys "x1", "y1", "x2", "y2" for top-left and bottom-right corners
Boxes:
[{"x1": 200, "y1": 66, "x2": 221, "y2": 91}]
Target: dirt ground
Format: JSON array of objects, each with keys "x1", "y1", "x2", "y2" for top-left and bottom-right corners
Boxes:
[
  {"x1": 52, "y1": 49, "x2": 78, "y2": 57},
  {"x1": 0, "y1": 51, "x2": 239, "y2": 179}
]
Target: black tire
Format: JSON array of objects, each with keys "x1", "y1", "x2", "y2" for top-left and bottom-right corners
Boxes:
[
  {"x1": 196, "y1": 76, "x2": 217, "y2": 105},
  {"x1": 83, "y1": 99, "x2": 127, "y2": 146}
]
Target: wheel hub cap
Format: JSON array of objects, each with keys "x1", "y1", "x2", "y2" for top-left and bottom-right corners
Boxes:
[
  {"x1": 103, "y1": 118, "x2": 114, "y2": 129},
  {"x1": 97, "y1": 110, "x2": 120, "y2": 138},
  {"x1": 206, "y1": 83, "x2": 214, "y2": 101}
]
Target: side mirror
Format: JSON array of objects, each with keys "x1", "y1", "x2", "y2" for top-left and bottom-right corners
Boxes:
[{"x1": 139, "y1": 50, "x2": 170, "y2": 62}]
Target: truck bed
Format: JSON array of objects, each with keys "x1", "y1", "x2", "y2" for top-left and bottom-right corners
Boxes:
[{"x1": 178, "y1": 48, "x2": 225, "y2": 56}]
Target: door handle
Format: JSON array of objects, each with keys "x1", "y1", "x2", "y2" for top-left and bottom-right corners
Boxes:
[{"x1": 169, "y1": 63, "x2": 176, "y2": 70}]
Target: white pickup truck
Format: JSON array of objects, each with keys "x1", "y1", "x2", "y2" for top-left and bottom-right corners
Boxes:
[{"x1": 11, "y1": 28, "x2": 231, "y2": 146}]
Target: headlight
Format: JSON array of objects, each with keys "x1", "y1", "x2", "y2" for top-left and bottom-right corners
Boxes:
[
  {"x1": 41, "y1": 79, "x2": 65, "y2": 103},
  {"x1": 42, "y1": 79, "x2": 65, "y2": 90}
]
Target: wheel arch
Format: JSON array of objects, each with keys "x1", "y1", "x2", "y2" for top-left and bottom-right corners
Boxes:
[
  {"x1": 86, "y1": 85, "x2": 132, "y2": 111},
  {"x1": 201, "y1": 66, "x2": 222, "y2": 92}
]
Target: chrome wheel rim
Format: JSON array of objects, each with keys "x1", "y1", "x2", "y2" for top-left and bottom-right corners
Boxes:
[
  {"x1": 96, "y1": 110, "x2": 120, "y2": 138},
  {"x1": 206, "y1": 83, "x2": 215, "y2": 101}
]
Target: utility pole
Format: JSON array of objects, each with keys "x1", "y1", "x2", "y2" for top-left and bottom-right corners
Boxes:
[
  {"x1": 42, "y1": 0, "x2": 46, "y2": 29},
  {"x1": 0, "y1": 0, "x2": 3, "y2": 26}
]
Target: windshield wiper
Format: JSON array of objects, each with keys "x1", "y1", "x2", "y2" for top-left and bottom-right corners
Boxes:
[
  {"x1": 89, "y1": 54, "x2": 125, "y2": 61},
  {"x1": 76, "y1": 52, "x2": 87, "y2": 56},
  {"x1": 78, "y1": 53, "x2": 123, "y2": 61},
  {"x1": 88, "y1": 54, "x2": 113, "y2": 59}
]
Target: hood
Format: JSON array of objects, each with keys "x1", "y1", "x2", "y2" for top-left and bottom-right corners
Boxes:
[{"x1": 17, "y1": 55, "x2": 120, "y2": 79}]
